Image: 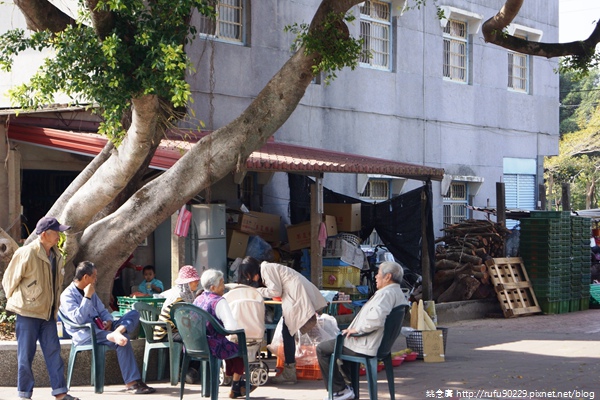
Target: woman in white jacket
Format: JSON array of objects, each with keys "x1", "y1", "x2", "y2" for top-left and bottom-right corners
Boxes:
[{"x1": 238, "y1": 256, "x2": 327, "y2": 384}]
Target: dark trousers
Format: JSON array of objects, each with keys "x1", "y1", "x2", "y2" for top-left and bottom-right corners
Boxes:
[
  {"x1": 316, "y1": 338, "x2": 362, "y2": 393},
  {"x1": 282, "y1": 318, "x2": 296, "y2": 364}
]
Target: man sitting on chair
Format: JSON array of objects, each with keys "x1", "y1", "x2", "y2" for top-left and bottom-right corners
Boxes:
[
  {"x1": 60, "y1": 261, "x2": 155, "y2": 395},
  {"x1": 316, "y1": 261, "x2": 408, "y2": 400}
]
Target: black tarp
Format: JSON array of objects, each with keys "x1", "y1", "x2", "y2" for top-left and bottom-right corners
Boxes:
[{"x1": 288, "y1": 174, "x2": 435, "y2": 278}]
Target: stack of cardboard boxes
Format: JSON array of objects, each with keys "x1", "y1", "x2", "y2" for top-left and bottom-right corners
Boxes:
[
  {"x1": 286, "y1": 203, "x2": 364, "y2": 290},
  {"x1": 226, "y1": 211, "x2": 281, "y2": 259}
]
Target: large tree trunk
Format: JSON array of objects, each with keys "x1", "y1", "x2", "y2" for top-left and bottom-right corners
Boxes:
[
  {"x1": 51, "y1": 0, "x2": 364, "y2": 304},
  {"x1": 12, "y1": 0, "x2": 598, "y2": 306}
]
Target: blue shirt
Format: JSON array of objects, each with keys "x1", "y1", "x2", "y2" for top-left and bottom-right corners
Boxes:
[{"x1": 138, "y1": 278, "x2": 164, "y2": 294}]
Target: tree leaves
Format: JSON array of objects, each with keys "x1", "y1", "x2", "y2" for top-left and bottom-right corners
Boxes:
[{"x1": 2, "y1": 0, "x2": 215, "y2": 139}]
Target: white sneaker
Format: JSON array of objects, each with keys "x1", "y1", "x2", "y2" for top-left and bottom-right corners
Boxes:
[{"x1": 323, "y1": 385, "x2": 355, "y2": 400}]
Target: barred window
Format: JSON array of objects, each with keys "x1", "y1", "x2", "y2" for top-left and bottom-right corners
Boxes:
[
  {"x1": 199, "y1": 0, "x2": 245, "y2": 43},
  {"x1": 443, "y1": 19, "x2": 467, "y2": 82},
  {"x1": 360, "y1": 179, "x2": 390, "y2": 200},
  {"x1": 508, "y1": 36, "x2": 528, "y2": 93},
  {"x1": 443, "y1": 182, "x2": 468, "y2": 226},
  {"x1": 359, "y1": 0, "x2": 392, "y2": 70}
]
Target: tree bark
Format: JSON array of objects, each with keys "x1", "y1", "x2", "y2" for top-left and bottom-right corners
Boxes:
[
  {"x1": 14, "y1": 0, "x2": 75, "y2": 32},
  {"x1": 483, "y1": 0, "x2": 600, "y2": 60},
  {"x1": 64, "y1": 0, "x2": 365, "y2": 303}
]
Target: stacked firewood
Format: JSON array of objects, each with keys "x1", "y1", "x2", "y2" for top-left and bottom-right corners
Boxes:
[{"x1": 433, "y1": 219, "x2": 512, "y2": 303}]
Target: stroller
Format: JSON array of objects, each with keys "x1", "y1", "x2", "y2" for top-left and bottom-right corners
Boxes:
[{"x1": 220, "y1": 283, "x2": 269, "y2": 386}]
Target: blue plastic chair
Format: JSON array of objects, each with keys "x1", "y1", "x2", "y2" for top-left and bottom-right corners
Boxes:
[
  {"x1": 327, "y1": 304, "x2": 409, "y2": 400},
  {"x1": 133, "y1": 301, "x2": 183, "y2": 385},
  {"x1": 170, "y1": 302, "x2": 251, "y2": 400},
  {"x1": 58, "y1": 309, "x2": 109, "y2": 394}
]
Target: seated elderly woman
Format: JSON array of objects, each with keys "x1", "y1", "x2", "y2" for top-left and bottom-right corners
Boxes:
[{"x1": 193, "y1": 269, "x2": 257, "y2": 399}]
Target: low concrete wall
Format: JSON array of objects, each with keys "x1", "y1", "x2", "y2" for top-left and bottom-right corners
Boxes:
[
  {"x1": 0, "y1": 338, "x2": 165, "y2": 387},
  {"x1": 436, "y1": 298, "x2": 502, "y2": 324}
]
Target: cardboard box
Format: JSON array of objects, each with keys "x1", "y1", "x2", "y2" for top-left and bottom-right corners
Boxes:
[
  {"x1": 226, "y1": 212, "x2": 258, "y2": 234},
  {"x1": 324, "y1": 215, "x2": 338, "y2": 237},
  {"x1": 252, "y1": 211, "x2": 281, "y2": 242},
  {"x1": 286, "y1": 221, "x2": 312, "y2": 251},
  {"x1": 324, "y1": 203, "x2": 361, "y2": 232},
  {"x1": 226, "y1": 229, "x2": 249, "y2": 260},
  {"x1": 323, "y1": 237, "x2": 366, "y2": 267}
]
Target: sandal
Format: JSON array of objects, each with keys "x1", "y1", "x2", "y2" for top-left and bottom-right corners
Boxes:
[{"x1": 125, "y1": 380, "x2": 156, "y2": 395}]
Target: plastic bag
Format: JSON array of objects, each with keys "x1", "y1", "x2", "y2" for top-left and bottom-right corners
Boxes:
[
  {"x1": 294, "y1": 314, "x2": 339, "y2": 366},
  {"x1": 268, "y1": 318, "x2": 285, "y2": 355},
  {"x1": 174, "y1": 205, "x2": 192, "y2": 237},
  {"x1": 269, "y1": 314, "x2": 340, "y2": 366},
  {"x1": 245, "y1": 235, "x2": 274, "y2": 261}
]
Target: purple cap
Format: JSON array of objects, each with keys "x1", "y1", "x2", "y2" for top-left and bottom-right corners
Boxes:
[{"x1": 35, "y1": 217, "x2": 71, "y2": 235}]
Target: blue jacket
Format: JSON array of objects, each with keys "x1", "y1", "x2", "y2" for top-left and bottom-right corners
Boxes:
[{"x1": 59, "y1": 282, "x2": 113, "y2": 344}]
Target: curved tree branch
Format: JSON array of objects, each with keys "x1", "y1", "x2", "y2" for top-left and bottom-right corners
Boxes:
[
  {"x1": 483, "y1": 0, "x2": 600, "y2": 59},
  {"x1": 77, "y1": 0, "x2": 366, "y2": 303}
]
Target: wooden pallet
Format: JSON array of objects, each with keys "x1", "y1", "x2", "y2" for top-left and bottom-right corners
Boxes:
[{"x1": 485, "y1": 257, "x2": 541, "y2": 318}]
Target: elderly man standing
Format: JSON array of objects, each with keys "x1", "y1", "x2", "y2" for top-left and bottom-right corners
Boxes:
[
  {"x1": 2, "y1": 216, "x2": 81, "y2": 400},
  {"x1": 60, "y1": 260, "x2": 155, "y2": 395},
  {"x1": 316, "y1": 261, "x2": 408, "y2": 400}
]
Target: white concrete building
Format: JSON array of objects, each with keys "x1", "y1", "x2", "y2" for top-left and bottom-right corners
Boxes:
[
  {"x1": 183, "y1": 0, "x2": 558, "y2": 232},
  {"x1": 0, "y1": 0, "x2": 558, "y2": 259}
]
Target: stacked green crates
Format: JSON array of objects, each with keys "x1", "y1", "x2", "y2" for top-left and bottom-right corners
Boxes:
[
  {"x1": 520, "y1": 211, "x2": 571, "y2": 314},
  {"x1": 571, "y1": 216, "x2": 592, "y2": 311}
]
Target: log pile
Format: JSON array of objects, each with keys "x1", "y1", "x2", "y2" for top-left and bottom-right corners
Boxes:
[{"x1": 432, "y1": 219, "x2": 512, "y2": 303}]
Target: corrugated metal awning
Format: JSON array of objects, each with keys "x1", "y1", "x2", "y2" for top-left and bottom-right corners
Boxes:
[{"x1": 7, "y1": 124, "x2": 444, "y2": 181}]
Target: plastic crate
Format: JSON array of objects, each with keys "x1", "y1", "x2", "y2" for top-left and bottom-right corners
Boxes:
[
  {"x1": 405, "y1": 327, "x2": 449, "y2": 360},
  {"x1": 275, "y1": 346, "x2": 322, "y2": 380},
  {"x1": 530, "y1": 211, "x2": 570, "y2": 219},
  {"x1": 581, "y1": 297, "x2": 590, "y2": 310},
  {"x1": 322, "y1": 266, "x2": 361, "y2": 289},
  {"x1": 538, "y1": 299, "x2": 570, "y2": 314},
  {"x1": 117, "y1": 296, "x2": 165, "y2": 315}
]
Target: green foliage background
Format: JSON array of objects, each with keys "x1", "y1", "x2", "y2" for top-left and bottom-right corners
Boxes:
[
  {"x1": 547, "y1": 66, "x2": 600, "y2": 210},
  {"x1": 0, "y1": 0, "x2": 215, "y2": 138}
]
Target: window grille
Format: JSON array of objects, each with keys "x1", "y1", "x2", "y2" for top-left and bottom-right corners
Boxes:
[
  {"x1": 360, "y1": 179, "x2": 390, "y2": 200},
  {"x1": 443, "y1": 182, "x2": 468, "y2": 225},
  {"x1": 443, "y1": 19, "x2": 467, "y2": 82},
  {"x1": 508, "y1": 49, "x2": 528, "y2": 92},
  {"x1": 359, "y1": 0, "x2": 391, "y2": 70},
  {"x1": 199, "y1": 0, "x2": 244, "y2": 43}
]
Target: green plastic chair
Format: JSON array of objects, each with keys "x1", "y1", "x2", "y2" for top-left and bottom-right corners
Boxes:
[
  {"x1": 327, "y1": 304, "x2": 409, "y2": 400},
  {"x1": 170, "y1": 302, "x2": 251, "y2": 400},
  {"x1": 133, "y1": 301, "x2": 183, "y2": 386},
  {"x1": 58, "y1": 309, "x2": 109, "y2": 394}
]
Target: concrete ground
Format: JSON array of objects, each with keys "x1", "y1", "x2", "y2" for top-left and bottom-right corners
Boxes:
[{"x1": 1, "y1": 308, "x2": 599, "y2": 400}]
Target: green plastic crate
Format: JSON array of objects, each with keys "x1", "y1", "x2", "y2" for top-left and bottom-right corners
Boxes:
[
  {"x1": 538, "y1": 299, "x2": 564, "y2": 314},
  {"x1": 117, "y1": 296, "x2": 165, "y2": 315}
]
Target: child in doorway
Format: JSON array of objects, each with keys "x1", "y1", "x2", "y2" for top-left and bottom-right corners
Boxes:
[{"x1": 137, "y1": 265, "x2": 164, "y2": 296}]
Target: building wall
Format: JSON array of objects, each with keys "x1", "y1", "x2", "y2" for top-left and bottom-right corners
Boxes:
[
  {"x1": 0, "y1": 1, "x2": 560, "y2": 243},
  {"x1": 184, "y1": 0, "x2": 559, "y2": 234}
]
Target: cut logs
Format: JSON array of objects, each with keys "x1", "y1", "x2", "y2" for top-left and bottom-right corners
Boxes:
[{"x1": 432, "y1": 219, "x2": 511, "y2": 303}]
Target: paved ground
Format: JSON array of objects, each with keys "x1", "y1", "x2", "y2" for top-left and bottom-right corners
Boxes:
[{"x1": 2, "y1": 309, "x2": 599, "y2": 400}]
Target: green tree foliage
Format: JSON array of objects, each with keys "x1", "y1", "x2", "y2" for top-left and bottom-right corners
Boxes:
[
  {"x1": 560, "y1": 66, "x2": 600, "y2": 136},
  {"x1": 0, "y1": 0, "x2": 215, "y2": 138},
  {"x1": 285, "y1": 12, "x2": 364, "y2": 84},
  {"x1": 548, "y1": 69, "x2": 600, "y2": 210}
]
